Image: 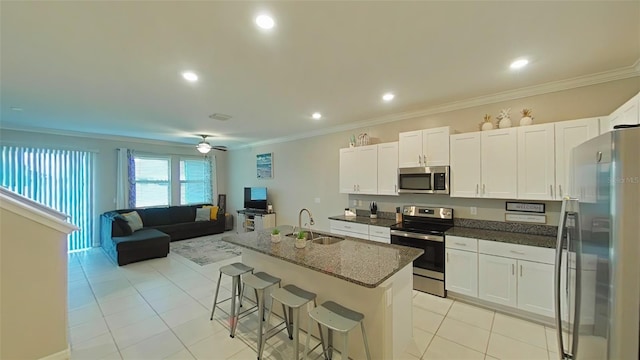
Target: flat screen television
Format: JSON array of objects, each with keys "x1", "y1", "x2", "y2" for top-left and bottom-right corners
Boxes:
[{"x1": 244, "y1": 187, "x2": 267, "y2": 210}]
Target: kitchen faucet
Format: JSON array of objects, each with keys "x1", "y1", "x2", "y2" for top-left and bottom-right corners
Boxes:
[{"x1": 298, "y1": 208, "x2": 315, "y2": 240}]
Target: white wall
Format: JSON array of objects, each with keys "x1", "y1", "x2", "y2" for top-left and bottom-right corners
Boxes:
[
  {"x1": 227, "y1": 77, "x2": 640, "y2": 232},
  {"x1": 0, "y1": 130, "x2": 229, "y2": 244}
]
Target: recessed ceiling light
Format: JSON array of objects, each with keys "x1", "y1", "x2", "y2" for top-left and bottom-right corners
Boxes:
[
  {"x1": 510, "y1": 59, "x2": 529, "y2": 70},
  {"x1": 255, "y1": 14, "x2": 275, "y2": 30},
  {"x1": 182, "y1": 71, "x2": 198, "y2": 82},
  {"x1": 382, "y1": 93, "x2": 395, "y2": 102},
  {"x1": 312, "y1": 112, "x2": 322, "y2": 120}
]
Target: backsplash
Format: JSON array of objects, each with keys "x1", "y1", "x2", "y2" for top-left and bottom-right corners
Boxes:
[
  {"x1": 355, "y1": 209, "x2": 396, "y2": 220},
  {"x1": 454, "y1": 218, "x2": 557, "y2": 237}
]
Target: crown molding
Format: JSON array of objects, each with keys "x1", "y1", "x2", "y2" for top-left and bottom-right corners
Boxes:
[{"x1": 239, "y1": 63, "x2": 640, "y2": 149}]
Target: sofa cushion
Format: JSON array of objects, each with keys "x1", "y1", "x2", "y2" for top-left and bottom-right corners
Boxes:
[
  {"x1": 114, "y1": 215, "x2": 133, "y2": 235},
  {"x1": 113, "y1": 229, "x2": 170, "y2": 251},
  {"x1": 121, "y1": 211, "x2": 143, "y2": 232},
  {"x1": 195, "y1": 208, "x2": 210, "y2": 221},
  {"x1": 203, "y1": 205, "x2": 219, "y2": 220}
]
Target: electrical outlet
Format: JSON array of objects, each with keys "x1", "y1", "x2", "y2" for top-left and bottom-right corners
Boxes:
[
  {"x1": 352, "y1": 200, "x2": 357, "y2": 206},
  {"x1": 314, "y1": 197, "x2": 320, "y2": 204},
  {"x1": 470, "y1": 207, "x2": 478, "y2": 215},
  {"x1": 358, "y1": 200, "x2": 362, "y2": 207}
]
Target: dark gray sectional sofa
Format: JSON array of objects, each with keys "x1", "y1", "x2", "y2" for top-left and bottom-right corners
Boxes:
[{"x1": 101, "y1": 204, "x2": 225, "y2": 266}]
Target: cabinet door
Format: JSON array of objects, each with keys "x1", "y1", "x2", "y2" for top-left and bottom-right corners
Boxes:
[
  {"x1": 517, "y1": 123, "x2": 556, "y2": 200},
  {"x1": 445, "y1": 248, "x2": 478, "y2": 297},
  {"x1": 479, "y1": 254, "x2": 517, "y2": 307},
  {"x1": 450, "y1": 133, "x2": 481, "y2": 198},
  {"x1": 398, "y1": 130, "x2": 423, "y2": 168},
  {"x1": 555, "y1": 118, "x2": 600, "y2": 198},
  {"x1": 481, "y1": 128, "x2": 518, "y2": 199},
  {"x1": 517, "y1": 260, "x2": 555, "y2": 317},
  {"x1": 237, "y1": 213, "x2": 246, "y2": 233},
  {"x1": 339, "y1": 148, "x2": 357, "y2": 193},
  {"x1": 377, "y1": 142, "x2": 399, "y2": 195},
  {"x1": 254, "y1": 215, "x2": 264, "y2": 231},
  {"x1": 356, "y1": 145, "x2": 378, "y2": 194},
  {"x1": 423, "y1": 126, "x2": 451, "y2": 166}
]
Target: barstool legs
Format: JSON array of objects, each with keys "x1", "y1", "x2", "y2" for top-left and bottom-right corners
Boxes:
[
  {"x1": 229, "y1": 275, "x2": 239, "y2": 337},
  {"x1": 360, "y1": 322, "x2": 371, "y2": 360},
  {"x1": 209, "y1": 272, "x2": 223, "y2": 321}
]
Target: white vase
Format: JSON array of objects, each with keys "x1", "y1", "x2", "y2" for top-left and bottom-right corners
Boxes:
[
  {"x1": 520, "y1": 116, "x2": 533, "y2": 126},
  {"x1": 498, "y1": 118, "x2": 512, "y2": 128},
  {"x1": 271, "y1": 234, "x2": 281, "y2": 243},
  {"x1": 294, "y1": 238, "x2": 306, "y2": 249},
  {"x1": 481, "y1": 122, "x2": 494, "y2": 131}
]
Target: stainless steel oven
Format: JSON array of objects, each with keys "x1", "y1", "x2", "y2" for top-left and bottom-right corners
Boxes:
[
  {"x1": 398, "y1": 166, "x2": 449, "y2": 194},
  {"x1": 390, "y1": 206, "x2": 453, "y2": 297}
]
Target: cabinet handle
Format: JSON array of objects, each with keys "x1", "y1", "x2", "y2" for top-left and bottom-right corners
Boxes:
[
  {"x1": 520, "y1": 264, "x2": 523, "y2": 277},
  {"x1": 510, "y1": 250, "x2": 526, "y2": 255},
  {"x1": 482, "y1": 184, "x2": 486, "y2": 195},
  {"x1": 357, "y1": 184, "x2": 360, "y2": 191},
  {"x1": 454, "y1": 242, "x2": 466, "y2": 246},
  {"x1": 447, "y1": 252, "x2": 449, "y2": 263},
  {"x1": 512, "y1": 264, "x2": 515, "y2": 275},
  {"x1": 418, "y1": 155, "x2": 422, "y2": 165},
  {"x1": 559, "y1": 185, "x2": 563, "y2": 197},
  {"x1": 476, "y1": 184, "x2": 479, "y2": 195},
  {"x1": 423, "y1": 154, "x2": 427, "y2": 164},
  {"x1": 550, "y1": 185, "x2": 553, "y2": 197},
  {"x1": 344, "y1": 225, "x2": 351, "y2": 229},
  {"x1": 394, "y1": 185, "x2": 397, "y2": 193},
  {"x1": 353, "y1": 185, "x2": 356, "y2": 191}
]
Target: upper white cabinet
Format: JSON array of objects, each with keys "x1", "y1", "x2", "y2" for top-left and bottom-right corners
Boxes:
[
  {"x1": 377, "y1": 142, "x2": 399, "y2": 196},
  {"x1": 450, "y1": 128, "x2": 517, "y2": 199},
  {"x1": 399, "y1": 126, "x2": 451, "y2": 168},
  {"x1": 339, "y1": 145, "x2": 377, "y2": 194},
  {"x1": 517, "y1": 123, "x2": 556, "y2": 200},
  {"x1": 602, "y1": 92, "x2": 640, "y2": 133},
  {"x1": 554, "y1": 117, "x2": 601, "y2": 198},
  {"x1": 481, "y1": 128, "x2": 518, "y2": 199},
  {"x1": 450, "y1": 133, "x2": 481, "y2": 198}
]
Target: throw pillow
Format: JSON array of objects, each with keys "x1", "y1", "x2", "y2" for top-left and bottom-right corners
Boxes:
[
  {"x1": 114, "y1": 215, "x2": 133, "y2": 236},
  {"x1": 195, "y1": 207, "x2": 211, "y2": 221},
  {"x1": 121, "y1": 211, "x2": 144, "y2": 232},
  {"x1": 203, "y1": 205, "x2": 219, "y2": 220}
]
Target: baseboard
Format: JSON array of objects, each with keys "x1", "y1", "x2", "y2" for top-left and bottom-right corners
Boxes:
[{"x1": 38, "y1": 346, "x2": 70, "y2": 360}]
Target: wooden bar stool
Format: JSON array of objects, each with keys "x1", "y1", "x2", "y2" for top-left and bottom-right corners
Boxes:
[
  {"x1": 306, "y1": 301, "x2": 371, "y2": 360},
  {"x1": 209, "y1": 262, "x2": 254, "y2": 328},
  {"x1": 259, "y1": 284, "x2": 317, "y2": 360}
]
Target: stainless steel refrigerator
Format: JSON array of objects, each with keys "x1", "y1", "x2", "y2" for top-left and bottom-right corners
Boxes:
[{"x1": 555, "y1": 125, "x2": 639, "y2": 359}]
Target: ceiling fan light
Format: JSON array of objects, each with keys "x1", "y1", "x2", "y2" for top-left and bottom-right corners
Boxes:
[{"x1": 196, "y1": 141, "x2": 212, "y2": 154}]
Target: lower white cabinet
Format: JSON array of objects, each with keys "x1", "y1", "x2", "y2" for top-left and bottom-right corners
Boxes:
[
  {"x1": 445, "y1": 248, "x2": 478, "y2": 297},
  {"x1": 478, "y1": 254, "x2": 518, "y2": 307},
  {"x1": 516, "y1": 259, "x2": 555, "y2": 317},
  {"x1": 329, "y1": 220, "x2": 391, "y2": 243},
  {"x1": 369, "y1": 225, "x2": 391, "y2": 243}
]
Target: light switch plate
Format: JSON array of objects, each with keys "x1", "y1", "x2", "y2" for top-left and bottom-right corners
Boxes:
[{"x1": 470, "y1": 207, "x2": 477, "y2": 215}]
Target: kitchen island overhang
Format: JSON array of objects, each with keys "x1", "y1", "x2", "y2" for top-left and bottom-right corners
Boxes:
[{"x1": 223, "y1": 225, "x2": 423, "y2": 359}]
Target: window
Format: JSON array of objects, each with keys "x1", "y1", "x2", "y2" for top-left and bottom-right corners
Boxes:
[
  {"x1": 134, "y1": 155, "x2": 170, "y2": 207},
  {"x1": 180, "y1": 158, "x2": 212, "y2": 205},
  {"x1": 0, "y1": 146, "x2": 95, "y2": 251}
]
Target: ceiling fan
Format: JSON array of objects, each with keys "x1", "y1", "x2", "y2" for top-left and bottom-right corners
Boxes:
[{"x1": 196, "y1": 135, "x2": 227, "y2": 153}]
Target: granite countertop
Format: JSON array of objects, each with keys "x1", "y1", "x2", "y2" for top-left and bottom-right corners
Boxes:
[
  {"x1": 223, "y1": 225, "x2": 423, "y2": 288},
  {"x1": 446, "y1": 227, "x2": 556, "y2": 248},
  {"x1": 328, "y1": 215, "x2": 399, "y2": 228}
]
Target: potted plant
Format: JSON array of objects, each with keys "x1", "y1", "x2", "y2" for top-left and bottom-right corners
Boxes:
[
  {"x1": 271, "y1": 228, "x2": 281, "y2": 243},
  {"x1": 294, "y1": 231, "x2": 307, "y2": 249}
]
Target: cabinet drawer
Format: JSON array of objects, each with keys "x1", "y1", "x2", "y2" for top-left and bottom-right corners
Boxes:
[
  {"x1": 369, "y1": 235, "x2": 391, "y2": 244},
  {"x1": 332, "y1": 228, "x2": 369, "y2": 240},
  {"x1": 329, "y1": 220, "x2": 369, "y2": 235},
  {"x1": 478, "y1": 240, "x2": 555, "y2": 264},
  {"x1": 446, "y1": 236, "x2": 478, "y2": 251},
  {"x1": 369, "y1": 225, "x2": 390, "y2": 238}
]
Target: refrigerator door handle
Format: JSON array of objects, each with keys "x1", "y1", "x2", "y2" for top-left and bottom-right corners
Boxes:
[
  {"x1": 570, "y1": 203, "x2": 583, "y2": 359},
  {"x1": 555, "y1": 197, "x2": 569, "y2": 358}
]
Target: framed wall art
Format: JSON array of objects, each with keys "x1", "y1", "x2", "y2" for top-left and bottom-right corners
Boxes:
[{"x1": 257, "y1": 153, "x2": 273, "y2": 179}]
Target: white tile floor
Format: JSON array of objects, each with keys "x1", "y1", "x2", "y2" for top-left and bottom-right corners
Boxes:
[{"x1": 68, "y1": 235, "x2": 559, "y2": 360}]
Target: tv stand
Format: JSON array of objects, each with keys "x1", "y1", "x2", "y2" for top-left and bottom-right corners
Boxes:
[{"x1": 237, "y1": 209, "x2": 276, "y2": 233}]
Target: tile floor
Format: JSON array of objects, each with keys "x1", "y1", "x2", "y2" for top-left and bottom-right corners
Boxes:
[{"x1": 68, "y1": 234, "x2": 560, "y2": 359}]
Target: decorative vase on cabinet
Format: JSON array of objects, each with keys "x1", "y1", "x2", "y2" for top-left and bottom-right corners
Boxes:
[
  {"x1": 520, "y1": 108, "x2": 534, "y2": 126},
  {"x1": 498, "y1": 108, "x2": 512, "y2": 129}
]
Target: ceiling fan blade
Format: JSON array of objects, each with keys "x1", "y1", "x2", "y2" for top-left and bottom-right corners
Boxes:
[{"x1": 212, "y1": 145, "x2": 228, "y2": 152}]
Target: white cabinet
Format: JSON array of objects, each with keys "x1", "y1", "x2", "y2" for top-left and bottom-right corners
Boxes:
[
  {"x1": 603, "y1": 92, "x2": 640, "y2": 132},
  {"x1": 369, "y1": 225, "x2": 391, "y2": 243},
  {"x1": 377, "y1": 142, "x2": 399, "y2": 196},
  {"x1": 339, "y1": 145, "x2": 378, "y2": 194},
  {"x1": 517, "y1": 123, "x2": 556, "y2": 200},
  {"x1": 237, "y1": 212, "x2": 276, "y2": 233},
  {"x1": 554, "y1": 117, "x2": 601, "y2": 198},
  {"x1": 329, "y1": 220, "x2": 369, "y2": 240},
  {"x1": 398, "y1": 126, "x2": 451, "y2": 168},
  {"x1": 479, "y1": 254, "x2": 518, "y2": 307},
  {"x1": 478, "y1": 240, "x2": 556, "y2": 318},
  {"x1": 445, "y1": 236, "x2": 478, "y2": 297},
  {"x1": 450, "y1": 133, "x2": 481, "y2": 198},
  {"x1": 481, "y1": 128, "x2": 518, "y2": 199}
]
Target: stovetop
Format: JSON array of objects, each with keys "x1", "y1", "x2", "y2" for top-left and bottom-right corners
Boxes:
[
  {"x1": 390, "y1": 205, "x2": 454, "y2": 236},
  {"x1": 389, "y1": 222, "x2": 453, "y2": 236}
]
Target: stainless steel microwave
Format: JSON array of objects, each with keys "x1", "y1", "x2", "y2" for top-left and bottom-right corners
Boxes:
[{"x1": 398, "y1": 166, "x2": 450, "y2": 194}]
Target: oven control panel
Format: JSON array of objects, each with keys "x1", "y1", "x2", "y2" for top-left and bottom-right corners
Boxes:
[{"x1": 403, "y1": 206, "x2": 452, "y2": 219}]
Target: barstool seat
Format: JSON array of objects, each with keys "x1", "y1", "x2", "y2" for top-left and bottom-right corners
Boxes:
[
  {"x1": 260, "y1": 285, "x2": 317, "y2": 360},
  {"x1": 242, "y1": 272, "x2": 281, "y2": 291},
  {"x1": 307, "y1": 301, "x2": 371, "y2": 360},
  {"x1": 209, "y1": 262, "x2": 254, "y2": 324}
]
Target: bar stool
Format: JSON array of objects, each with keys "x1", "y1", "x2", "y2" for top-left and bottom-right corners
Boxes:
[
  {"x1": 306, "y1": 301, "x2": 371, "y2": 360},
  {"x1": 232, "y1": 272, "x2": 281, "y2": 345},
  {"x1": 209, "y1": 262, "x2": 254, "y2": 325},
  {"x1": 259, "y1": 284, "x2": 317, "y2": 360}
]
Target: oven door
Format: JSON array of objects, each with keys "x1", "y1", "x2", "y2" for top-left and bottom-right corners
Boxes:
[{"x1": 390, "y1": 230, "x2": 445, "y2": 278}]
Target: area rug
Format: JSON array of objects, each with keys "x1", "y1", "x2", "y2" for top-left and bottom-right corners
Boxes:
[{"x1": 170, "y1": 235, "x2": 242, "y2": 266}]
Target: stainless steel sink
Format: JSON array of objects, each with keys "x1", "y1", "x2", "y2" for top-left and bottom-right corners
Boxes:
[
  {"x1": 311, "y1": 236, "x2": 344, "y2": 245},
  {"x1": 285, "y1": 231, "x2": 314, "y2": 240}
]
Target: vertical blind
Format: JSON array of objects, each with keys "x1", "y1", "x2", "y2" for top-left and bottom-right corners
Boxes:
[{"x1": 0, "y1": 146, "x2": 94, "y2": 251}]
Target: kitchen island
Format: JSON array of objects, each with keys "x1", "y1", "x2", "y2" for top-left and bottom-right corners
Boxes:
[{"x1": 223, "y1": 225, "x2": 423, "y2": 359}]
